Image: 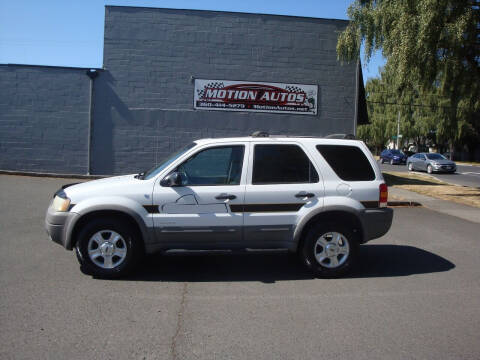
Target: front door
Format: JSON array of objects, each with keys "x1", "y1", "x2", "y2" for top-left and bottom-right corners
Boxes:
[
  {"x1": 152, "y1": 144, "x2": 247, "y2": 248},
  {"x1": 243, "y1": 142, "x2": 323, "y2": 247}
]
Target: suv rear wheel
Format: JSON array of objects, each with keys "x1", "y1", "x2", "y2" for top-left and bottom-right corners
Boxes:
[
  {"x1": 75, "y1": 217, "x2": 142, "y2": 278},
  {"x1": 300, "y1": 223, "x2": 358, "y2": 278}
]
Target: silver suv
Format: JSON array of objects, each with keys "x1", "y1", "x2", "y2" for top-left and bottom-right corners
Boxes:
[{"x1": 45, "y1": 133, "x2": 393, "y2": 278}]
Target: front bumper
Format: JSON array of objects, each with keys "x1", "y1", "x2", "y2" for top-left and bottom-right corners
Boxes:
[
  {"x1": 45, "y1": 205, "x2": 79, "y2": 250},
  {"x1": 361, "y1": 207, "x2": 394, "y2": 242},
  {"x1": 432, "y1": 165, "x2": 456, "y2": 172}
]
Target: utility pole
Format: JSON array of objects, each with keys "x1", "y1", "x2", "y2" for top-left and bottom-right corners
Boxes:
[
  {"x1": 396, "y1": 110, "x2": 400, "y2": 150},
  {"x1": 353, "y1": 60, "x2": 359, "y2": 137}
]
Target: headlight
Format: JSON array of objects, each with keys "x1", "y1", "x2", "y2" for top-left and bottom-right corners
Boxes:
[{"x1": 52, "y1": 195, "x2": 71, "y2": 212}]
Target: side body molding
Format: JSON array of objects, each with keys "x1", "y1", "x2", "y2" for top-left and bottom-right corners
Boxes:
[{"x1": 65, "y1": 196, "x2": 155, "y2": 250}]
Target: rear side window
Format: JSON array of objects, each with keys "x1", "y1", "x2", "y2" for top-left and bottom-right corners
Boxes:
[
  {"x1": 253, "y1": 144, "x2": 319, "y2": 184},
  {"x1": 316, "y1": 145, "x2": 375, "y2": 181}
]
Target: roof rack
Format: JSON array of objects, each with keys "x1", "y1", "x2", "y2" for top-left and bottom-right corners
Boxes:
[
  {"x1": 251, "y1": 131, "x2": 270, "y2": 137},
  {"x1": 324, "y1": 133, "x2": 356, "y2": 139},
  {"x1": 249, "y1": 131, "x2": 356, "y2": 139}
]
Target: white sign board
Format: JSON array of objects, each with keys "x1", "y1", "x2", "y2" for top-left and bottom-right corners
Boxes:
[{"x1": 194, "y1": 79, "x2": 318, "y2": 115}]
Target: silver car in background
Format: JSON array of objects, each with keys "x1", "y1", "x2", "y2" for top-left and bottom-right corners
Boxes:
[{"x1": 407, "y1": 153, "x2": 456, "y2": 174}]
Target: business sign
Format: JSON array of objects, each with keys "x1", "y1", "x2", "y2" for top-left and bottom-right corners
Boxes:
[{"x1": 194, "y1": 79, "x2": 318, "y2": 115}]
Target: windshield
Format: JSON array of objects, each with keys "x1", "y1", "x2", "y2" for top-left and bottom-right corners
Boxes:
[
  {"x1": 391, "y1": 150, "x2": 404, "y2": 155},
  {"x1": 426, "y1": 153, "x2": 446, "y2": 160},
  {"x1": 143, "y1": 142, "x2": 197, "y2": 180}
]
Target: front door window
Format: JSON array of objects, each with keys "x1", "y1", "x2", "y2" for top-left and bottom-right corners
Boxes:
[{"x1": 177, "y1": 146, "x2": 244, "y2": 186}]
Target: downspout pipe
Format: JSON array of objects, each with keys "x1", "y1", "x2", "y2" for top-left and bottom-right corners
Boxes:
[
  {"x1": 86, "y1": 69, "x2": 99, "y2": 175},
  {"x1": 353, "y1": 59, "x2": 360, "y2": 137}
]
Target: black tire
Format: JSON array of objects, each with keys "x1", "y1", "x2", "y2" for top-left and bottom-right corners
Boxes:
[
  {"x1": 408, "y1": 162, "x2": 413, "y2": 171},
  {"x1": 300, "y1": 223, "x2": 359, "y2": 278},
  {"x1": 427, "y1": 164, "x2": 433, "y2": 174},
  {"x1": 390, "y1": 159, "x2": 394, "y2": 165},
  {"x1": 75, "y1": 217, "x2": 143, "y2": 278}
]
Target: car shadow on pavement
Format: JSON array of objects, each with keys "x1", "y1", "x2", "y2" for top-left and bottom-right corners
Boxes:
[
  {"x1": 115, "y1": 244, "x2": 454, "y2": 283},
  {"x1": 351, "y1": 244, "x2": 455, "y2": 278}
]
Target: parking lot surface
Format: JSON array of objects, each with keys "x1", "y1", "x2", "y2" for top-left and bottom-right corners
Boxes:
[{"x1": 1, "y1": 175, "x2": 480, "y2": 359}]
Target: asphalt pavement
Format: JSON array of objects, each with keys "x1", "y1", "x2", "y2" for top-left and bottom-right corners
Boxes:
[
  {"x1": 379, "y1": 162, "x2": 480, "y2": 188},
  {"x1": 1, "y1": 175, "x2": 480, "y2": 359}
]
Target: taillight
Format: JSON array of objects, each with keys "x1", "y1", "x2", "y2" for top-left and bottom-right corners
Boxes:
[{"x1": 379, "y1": 183, "x2": 388, "y2": 208}]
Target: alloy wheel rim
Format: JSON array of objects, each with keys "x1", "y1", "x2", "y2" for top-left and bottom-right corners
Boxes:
[
  {"x1": 314, "y1": 232, "x2": 350, "y2": 268},
  {"x1": 87, "y1": 230, "x2": 127, "y2": 269}
]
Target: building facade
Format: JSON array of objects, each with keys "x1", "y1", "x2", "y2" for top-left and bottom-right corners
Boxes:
[{"x1": 0, "y1": 6, "x2": 367, "y2": 175}]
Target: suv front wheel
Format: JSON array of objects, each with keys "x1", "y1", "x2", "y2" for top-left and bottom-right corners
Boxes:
[
  {"x1": 301, "y1": 223, "x2": 358, "y2": 278},
  {"x1": 75, "y1": 217, "x2": 142, "y2": 278}
]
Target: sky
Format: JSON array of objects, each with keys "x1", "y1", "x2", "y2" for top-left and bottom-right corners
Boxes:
[{"x1": 0, "y1": 0, "x2": 385, "y2": 82}]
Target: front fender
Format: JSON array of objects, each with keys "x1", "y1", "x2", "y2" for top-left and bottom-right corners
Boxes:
[{"x1": 65, "y1": 196, "x2": 153, "y2": 250}]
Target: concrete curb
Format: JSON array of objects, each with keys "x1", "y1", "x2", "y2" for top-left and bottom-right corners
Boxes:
[
  {"x1": 389, "y1": 186, "x2": 480, "y2": 223},
  {"x1": 387, "y1": 201, "x2": 422, "y2": 207},
  {"x1": 0, "y1": 170, "x2": 106, "y2": 180}
]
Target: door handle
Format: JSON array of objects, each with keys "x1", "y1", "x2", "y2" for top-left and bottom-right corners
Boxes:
[
  {"x1": 215, "y1": 193, "x2": 237, "y2": 200},
  {"x1": 295, "y1": 191, "x2": 315, "y2": 198}
]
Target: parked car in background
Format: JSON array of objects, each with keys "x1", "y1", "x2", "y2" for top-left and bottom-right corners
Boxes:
[
  {"x1": 380, "y1": 149, "x2": 407, "y2": 165},
  {"x1": 407, "y1": 153, "x2": 456, "y2": 174}
]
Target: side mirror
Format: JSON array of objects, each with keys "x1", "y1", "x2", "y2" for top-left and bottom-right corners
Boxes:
[{"x1": 160, "y1": 172, "x2": 183, "y2": 187}]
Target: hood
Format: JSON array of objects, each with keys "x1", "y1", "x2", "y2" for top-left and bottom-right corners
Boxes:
[{"x1": 63, "y1": 174, "x2": 147, "y2": 203}]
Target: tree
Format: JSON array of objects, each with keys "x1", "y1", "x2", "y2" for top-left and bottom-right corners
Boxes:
[
  {"x1": 338, "y1": 0, "x2": 480, "y2": 158},
  {"x1": 357, "y1": 74, "x2": 397, "y2": 152},
  {"x1": 358, "y1": 67, "x2": 439, "y2": 152}
]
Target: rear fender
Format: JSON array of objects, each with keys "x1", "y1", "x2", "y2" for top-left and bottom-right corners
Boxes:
[{"x1": 293, "y1": 196, "x2": 364, "y2": 247}]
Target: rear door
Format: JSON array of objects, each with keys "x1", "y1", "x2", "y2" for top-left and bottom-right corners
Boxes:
[{"x1": 242, "y1": 142, "x2": 322, "y2": 246}]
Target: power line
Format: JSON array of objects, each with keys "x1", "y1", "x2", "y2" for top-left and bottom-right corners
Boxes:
[{"x1": 366, "y1": 100, "x2": 452, "y2": 109}]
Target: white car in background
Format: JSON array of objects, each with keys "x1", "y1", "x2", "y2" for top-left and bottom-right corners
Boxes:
[{"x1": 45, "y1": 132, "x2": 393, "y2": 279}]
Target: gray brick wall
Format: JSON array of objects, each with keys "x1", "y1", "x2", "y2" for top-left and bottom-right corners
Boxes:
[
  {"x1": 0, "y1": 65, "x2": 90, "y2": 174},
  {"x1": 1, "y1": 7, "x2": 358, "y2": 176},
  {"x1": 92, "y1": 6, "x2": 357, "y2": 175}
]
